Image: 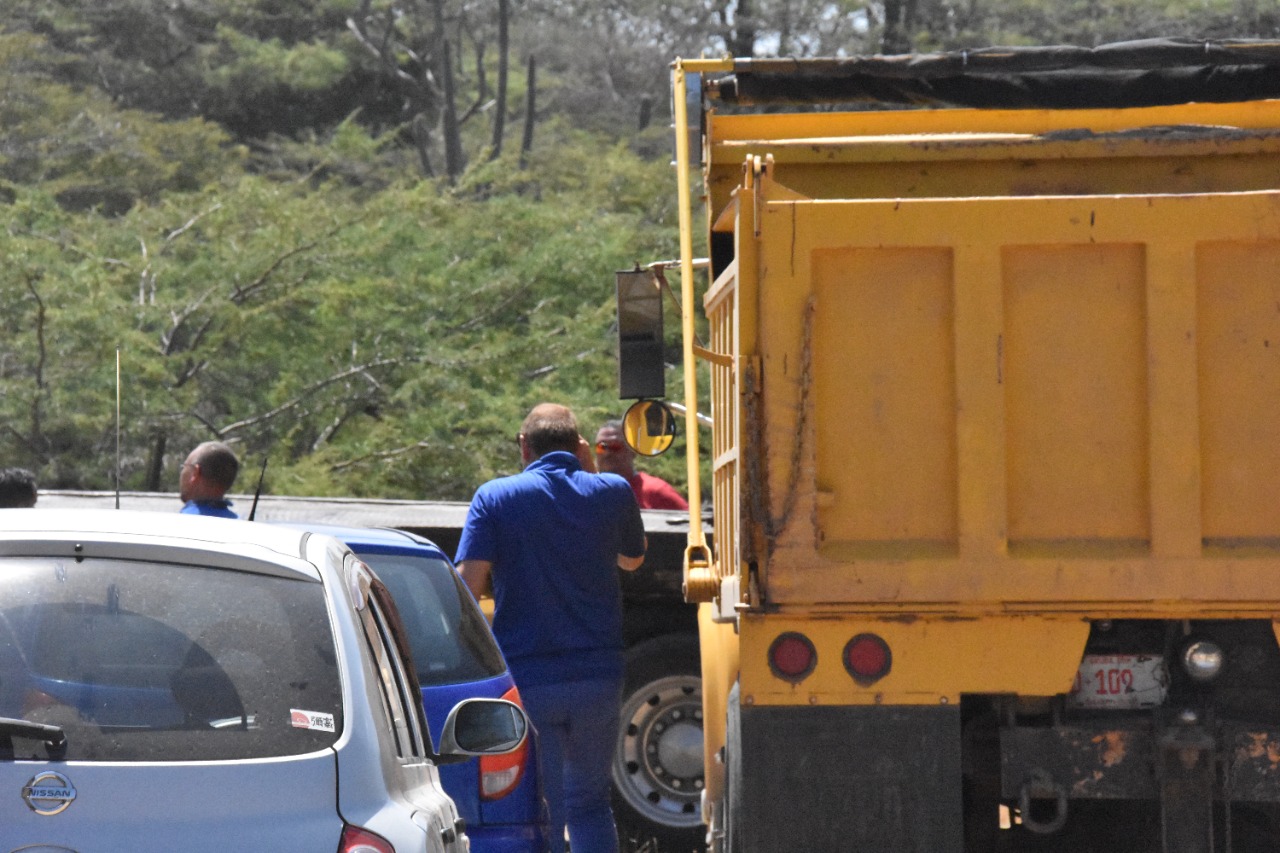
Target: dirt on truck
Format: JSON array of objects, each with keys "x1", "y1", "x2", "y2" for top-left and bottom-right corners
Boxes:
[{"x1": 622, "y1": 38, "x2": 1280, "y2": 853}]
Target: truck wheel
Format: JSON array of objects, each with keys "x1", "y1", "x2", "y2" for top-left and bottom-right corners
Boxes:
[{"x1": 612, "y1": 634, "x2": 705, "y2": 850}]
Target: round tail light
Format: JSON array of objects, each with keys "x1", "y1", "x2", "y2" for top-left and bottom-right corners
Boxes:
[
  {"x1": 768, "y1": 632, "x2": 817, "y2": 682},
  {"x1": 844, "y1": 633, "x2": 892, "y2": 686}
]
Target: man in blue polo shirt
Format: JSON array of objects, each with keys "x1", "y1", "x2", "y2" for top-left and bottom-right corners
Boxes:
[{"x1": 457, "y1": 402, "x2": 646, "y2": 853}]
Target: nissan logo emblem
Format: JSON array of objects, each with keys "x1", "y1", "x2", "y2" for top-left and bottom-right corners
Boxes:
[{"x1": 22, "y1": 770, "x2": 77, "y2": 815}]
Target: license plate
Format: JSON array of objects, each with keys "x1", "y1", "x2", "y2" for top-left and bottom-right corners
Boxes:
[{"x1": 1067, "y1": 654, "x2": 1167, "y2": 709}]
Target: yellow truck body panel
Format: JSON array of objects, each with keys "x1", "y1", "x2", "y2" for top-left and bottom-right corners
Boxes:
[{"x1": 672, "y1": 47, "x2": 1280, "y2": 851}]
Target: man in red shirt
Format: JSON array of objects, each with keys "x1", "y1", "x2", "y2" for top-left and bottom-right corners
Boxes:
[{"x1": 594, "y1": 419, "x2": 689, "y2": 510}]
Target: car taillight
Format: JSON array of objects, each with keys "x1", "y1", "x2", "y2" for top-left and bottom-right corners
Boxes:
[
  {"x1": 844, "y1": 633, "x2": 892, "y2": 686},
  {"x1": 339, "y1": 824, "x2": 395, "y2": 853},
  {"x1": 768, "y1": 632, "x2": 817, "y2": 682},
  {"x1": 480, "y1": 685, "x2": 528, "y2": 800},
  {"x1": 22, "y1": 689, "x2": 66, "y2": 717}
]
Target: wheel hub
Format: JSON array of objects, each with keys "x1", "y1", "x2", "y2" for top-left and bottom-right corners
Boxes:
[{"x1": 613, "y1": 674, "x2": 704, "y2": 829}]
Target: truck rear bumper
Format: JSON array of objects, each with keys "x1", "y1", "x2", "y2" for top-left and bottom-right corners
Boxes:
[{"x1": 1002, "y1": 721, "x2": 1280, "y2": 802}]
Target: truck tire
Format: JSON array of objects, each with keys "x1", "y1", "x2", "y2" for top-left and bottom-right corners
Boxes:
[{"x1": 612, "y1": 634, "x2": 706, "y2": 851}]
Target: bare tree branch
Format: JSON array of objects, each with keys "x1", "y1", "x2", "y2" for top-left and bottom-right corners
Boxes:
[
  {"x1": 346, "y1": 4, "x2": 443, "y2": 102},
  {"x1": 163, "y1": 203, "x2": 223, "y2": 246},
  {"x1": 24, "y1": 272, "x2": 47, "y2": 455},
  {"x1": 187, "y1": 411, "x2": 221, "y2": 435},
  {"x1": 173, "y1": 357, "x2": 208, "y2": 389},
  {"x1": 412, "y1": 113, "x2": 436, "y2": 177},
  {"x1": 445, "y1": 281, "x2": 531, "y2": 333},
  {"x1": 311, "y1": 405, "x2": 368, "y2": 453},
  {"x1": 216, "y1": 357, "x2": 402, "y2": 437},
  {"x1": 490, "y1": 0, "x2": 509, "y2": 160},
  {"x1": 347, "y1": 16, "x2": 419, "y2": 86},
  {"x1": 231, "y1": 242, "x2": 319, "y2": 305},
  {"x1": 441, "y1": 38, "x2": 465, "y2": 181},
  {"x1": 520, "y1": 55, "x2": 536, "y2": 169},
  {"x1": 138, "y1": 237, "x2": 151, "y2": 305},
  {"x1": 459, "y1": 95, "x2": 493, "y2": 125},
  {"x1": 330, "y1": 440, "x2": 432, "y2": 472},
  {"x1": 231, "y1": 216, "x2": 362, "y2": 305},
  {"x1": 160, "y1": 288, "x2": 215, "y2": 356},
  {"x1": 3, "y1": 424, "x2": 41, "y2": 461}
]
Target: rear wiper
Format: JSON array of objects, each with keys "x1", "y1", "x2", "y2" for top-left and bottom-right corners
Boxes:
[{"x1": 0, "y1": 717, "x2": 67, "y2": 760}]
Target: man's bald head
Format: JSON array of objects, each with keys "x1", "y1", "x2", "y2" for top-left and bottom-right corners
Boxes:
[
  {"x1": 520, "y1": 404, "x2": 581, "y2": 458},
  {"x1": 179, "y1": 441, "x2": 240, "y2": 502},
  {"x1": 190, "y1": 442, "x2": 240, "y2": 489}
]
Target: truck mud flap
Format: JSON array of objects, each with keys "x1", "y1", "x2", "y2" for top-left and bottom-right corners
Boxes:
[{"x1": 736, "y1": 704, "x2": 962, "y2": 852}]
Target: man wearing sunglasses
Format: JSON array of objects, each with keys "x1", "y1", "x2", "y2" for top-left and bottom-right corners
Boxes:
[{"x1": 593, "y1": 419, "x2": 689, "y2": 510}]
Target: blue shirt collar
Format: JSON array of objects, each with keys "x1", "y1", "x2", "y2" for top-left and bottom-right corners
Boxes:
[
  {"x1": 525, "y1": 450, "x2": 581, "y2": 473},
  {"x1": 192, "y1": 498, "x2": 234, "y2": 509}
]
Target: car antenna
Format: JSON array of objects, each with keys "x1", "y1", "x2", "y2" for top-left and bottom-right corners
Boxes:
[
  {"x1": 247, "y1": 456, "x2": 268, "y2": 521},
  {"x1": 115, "y1": 347, "x2": 122, "y2": 510}
]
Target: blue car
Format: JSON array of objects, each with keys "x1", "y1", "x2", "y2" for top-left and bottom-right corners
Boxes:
[{"x1": 285, "y1": 524, "x2": 550, "y2": 853}]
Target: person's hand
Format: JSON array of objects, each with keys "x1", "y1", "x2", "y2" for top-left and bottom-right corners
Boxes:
[{"x1": 575, "y1": 436, "x2": 597, "y2": 472}]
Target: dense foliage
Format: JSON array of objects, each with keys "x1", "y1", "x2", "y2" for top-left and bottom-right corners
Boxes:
[
  {"x1": 2, "y1": 0, "x2": 1277, "y2": 501},
  {"x1": 2, "y1": 119, "x2": 682, "y2": 498}
]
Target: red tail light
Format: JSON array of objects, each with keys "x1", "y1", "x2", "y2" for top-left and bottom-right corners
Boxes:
[
  {"x1": 22, "y1": 689, "x2": 68, "y2": 717},
  {"x1": 844, "y1": 633, "x2": 892, "y2": 685},
  {"x1": 339, "y1": 824, "x2": 394, "y2": 853},
  {"x1": 768, "y1": 632, "x2": 817, "y2": 682},
  {"x1": 23, "y1": 689, "x2": 60, "y2": 711},
  {"x1": 479, "y1": 685, "x2": 528, "y2": 800}
]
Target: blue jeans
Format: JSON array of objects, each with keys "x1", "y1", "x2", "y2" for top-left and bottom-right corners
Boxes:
[{"x1": 521, "y1": 677, "x2": 622, "y2": 853}]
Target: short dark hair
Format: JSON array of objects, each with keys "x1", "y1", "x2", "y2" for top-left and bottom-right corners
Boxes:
[
  {"x1": 192, "y1": 442, "x2": 240, "y2": 491},
  {"x1": 0, "y1": 467, "x2": 37, "y2": 508},
  {"x1": 521, "y1": 404, "x2": 581, "y2": 457}
]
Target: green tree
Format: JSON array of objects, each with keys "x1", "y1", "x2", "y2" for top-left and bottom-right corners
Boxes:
[
  {"x1": 0, "y1": 32, "x2": 239, "y2": 212},
  {"x1": 0, "y1": 110, "x2": 683, "y2": 499},
  {"x1": 9, "y1": 0, "x2": 1271, "y2": 506}
]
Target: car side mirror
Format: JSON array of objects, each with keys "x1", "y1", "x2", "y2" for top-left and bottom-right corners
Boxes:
[{"x1": 437, "y1": 698, "x2": 529, "y2": 757}]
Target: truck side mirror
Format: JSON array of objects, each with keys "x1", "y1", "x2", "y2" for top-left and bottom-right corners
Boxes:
[
  {"x1": 616, "y1": 268, "x2": 665, "y2": 400},
  {"x1": 622, "y1": 400, "x2": 677, "y2": 457}
]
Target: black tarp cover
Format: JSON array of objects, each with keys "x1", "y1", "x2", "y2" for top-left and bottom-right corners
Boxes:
[{"x1": 708, "y1": 39, "x2": 1280, "y2": 108}]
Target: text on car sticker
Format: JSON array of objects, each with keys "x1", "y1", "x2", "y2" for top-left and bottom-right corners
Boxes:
[{"x1": 290, "y1": 709, "x2": 336, "y2": 732}]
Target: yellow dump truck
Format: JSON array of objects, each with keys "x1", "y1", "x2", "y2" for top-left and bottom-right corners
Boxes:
[{"x1": 624, "y1": 39, "x2": 1280, "y2": 852}]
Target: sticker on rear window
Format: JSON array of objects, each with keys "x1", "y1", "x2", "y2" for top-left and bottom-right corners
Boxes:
[{"x1": 290, "y1": 709, "x2": 336, "y2": 732}]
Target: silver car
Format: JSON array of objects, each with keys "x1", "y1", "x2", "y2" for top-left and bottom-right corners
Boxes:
[{"x1": 0, "y1": 509, "x2": 529, "y2": 853}]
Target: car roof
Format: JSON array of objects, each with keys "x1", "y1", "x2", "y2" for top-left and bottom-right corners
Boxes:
[
  {"x1": 272, "y1": 521, "x2": 449, "y2": 560},
  {"x1": 0, "y1": 508, "x2": 325, "y2": 580},
  {"x1": 38, "y1": 490, "x2": 696, "y2": 535}
]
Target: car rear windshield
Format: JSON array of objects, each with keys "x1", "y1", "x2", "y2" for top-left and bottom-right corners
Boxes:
[
  {"x1": 356, "y1": 551, "x2": 507, "y2": 686},
  {"x1": 0, "y1": 557, "x2": 342, "y2": 762}
]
